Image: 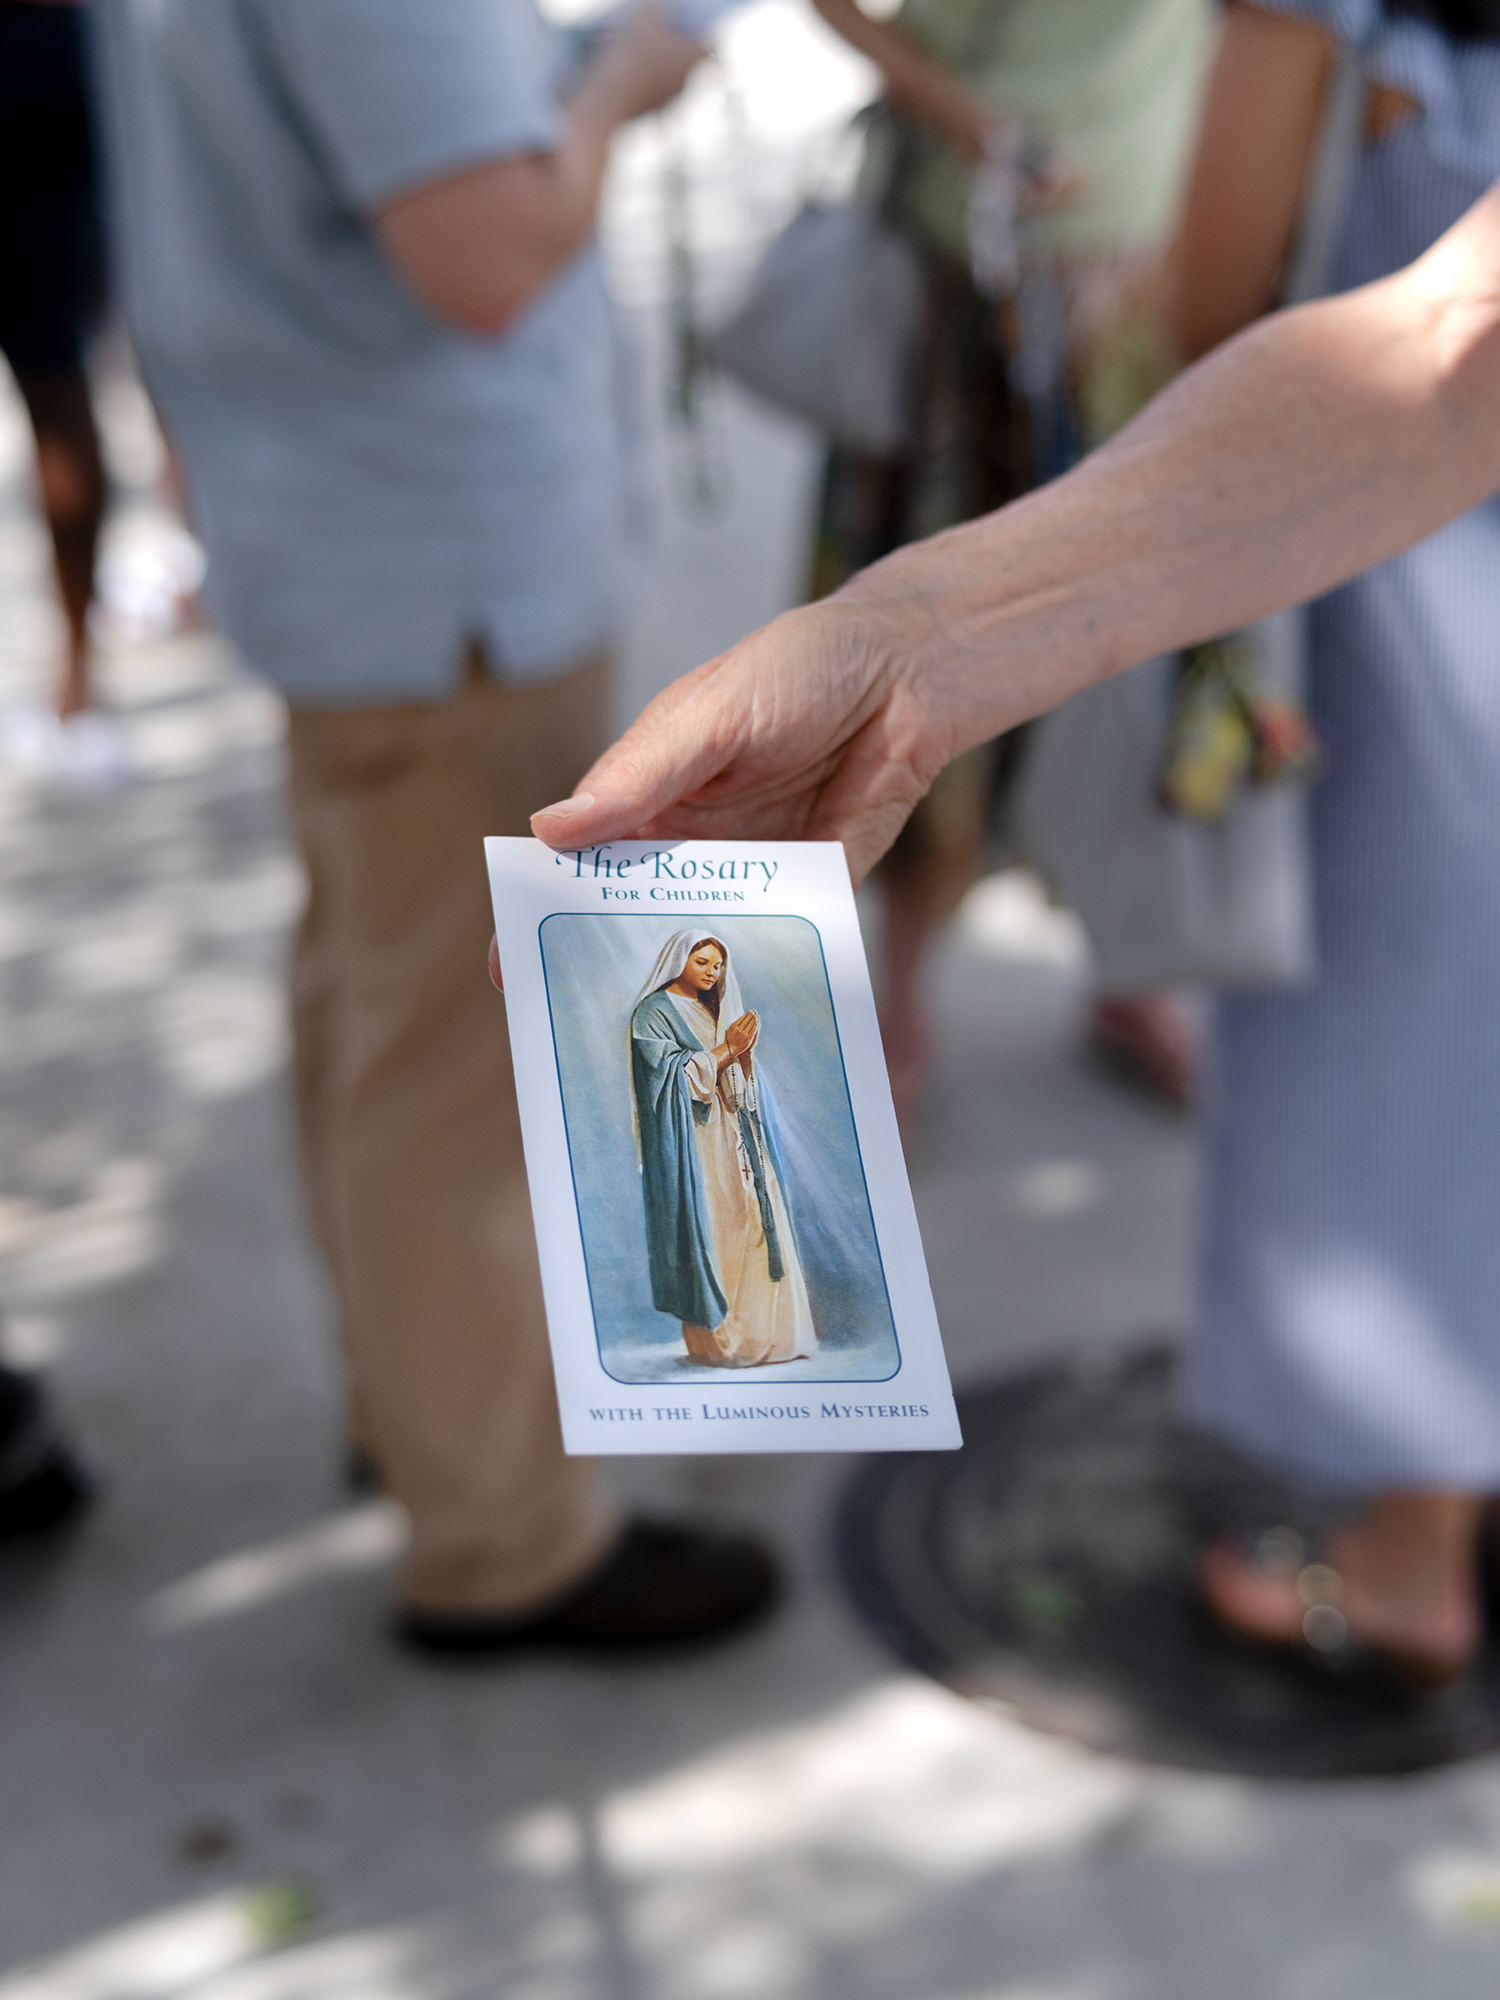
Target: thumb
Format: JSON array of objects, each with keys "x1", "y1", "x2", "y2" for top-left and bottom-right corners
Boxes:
[{"x1": 531, "y1": 659, "x2": 746, "y2": 848}]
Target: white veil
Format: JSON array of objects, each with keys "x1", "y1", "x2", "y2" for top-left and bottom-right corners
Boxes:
[
  {"x1": 629, "y1": 928, "x2": 748, "y2": 1167},
  {"x1": 632, "y1": 927, "x2": 745, "y2": 1026}
]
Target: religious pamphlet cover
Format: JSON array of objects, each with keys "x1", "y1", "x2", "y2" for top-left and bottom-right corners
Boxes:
[{"x1": 485, "y1": 837, "x2": 960, "y2": 1455}]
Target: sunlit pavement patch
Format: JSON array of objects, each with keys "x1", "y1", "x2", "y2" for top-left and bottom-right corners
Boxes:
[
  {"x1": 0, "y1": 1883, "x2": 317, "y2": 1999},
  {"x1": 141, "y1": 1501, "x2": 403, "y2": 1633},
  {"x1": 1409, "y1": 1853, "x2": 1500, "y2": 1932}
]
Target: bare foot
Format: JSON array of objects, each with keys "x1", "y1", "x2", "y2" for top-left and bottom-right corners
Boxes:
[
  {"x1": 1201, "y1": 1493, "x2": 1482, "y2": 1685},
  {"x1": 55, "y1": 650, "x2": 91, "y2": 721},
  {"x1": 1088, "y1": 992, "x2": 1197, "y2": 1111}
]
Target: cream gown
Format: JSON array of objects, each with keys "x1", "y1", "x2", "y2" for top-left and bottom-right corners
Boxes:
[{"x1": 668, "y1": 993, "x2": 818, "y2": 1368}]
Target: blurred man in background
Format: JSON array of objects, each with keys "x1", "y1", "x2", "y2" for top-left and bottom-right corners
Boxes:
[{"x1": 91, "y1": 0, "x2": 777, "y2": 1654}]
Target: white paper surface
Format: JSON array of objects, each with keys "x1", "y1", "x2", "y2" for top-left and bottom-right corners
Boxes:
[{"x1": 486, "y1": 837, "x2": 960, "y2": 1455}]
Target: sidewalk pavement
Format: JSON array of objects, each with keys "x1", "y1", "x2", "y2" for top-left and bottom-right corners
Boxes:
[{"x1": 6, "y1": 20, "x2": 1500, "y2": 1992}]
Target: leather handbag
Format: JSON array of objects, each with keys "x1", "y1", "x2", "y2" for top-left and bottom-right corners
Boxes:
[
  {"x1": 708, "y1": 118, "x2": 924, "y2": 455},
  {"x1": 710, "y1": 0, "x2": 1027, "y2": 456}
]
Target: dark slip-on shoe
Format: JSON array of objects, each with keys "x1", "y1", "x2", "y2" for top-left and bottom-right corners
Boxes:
[
  {"x1": 396, "y1": 1518, "x2": 780, "y2": 1658},
  {"x1": 0, "y1": 1364, "x2": 94, "y2": 1546}
]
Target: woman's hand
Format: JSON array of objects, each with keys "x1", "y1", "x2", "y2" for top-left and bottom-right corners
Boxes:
[
  {"x1": 585, "y1": 4, "x2": 706, "y2": 126},
  {"x1": 717, "y1": 1010, "x2": 759, "y2": 1078},
  {"x1": 529, "y1": 486, "x2": 1074, "y2": 883},
  {"x1": 530, "y1": 592, "x2": 971, "y2": 886},
  {"x1": 897, "y1": 69, "x2": 1004, "y2": 168},
  {"x1": 724, "y1": 1011, "x2": 759, "y2": 1058}
]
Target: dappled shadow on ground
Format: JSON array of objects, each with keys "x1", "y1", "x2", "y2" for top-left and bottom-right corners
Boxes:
[{"x1": 4, "y1": 635, "x2": 1500, "y2": 2000}]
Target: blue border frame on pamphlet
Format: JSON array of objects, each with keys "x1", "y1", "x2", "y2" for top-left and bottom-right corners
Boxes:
[{"x1": 538, "y1": 911, "x2": 902, "y2": 1386}]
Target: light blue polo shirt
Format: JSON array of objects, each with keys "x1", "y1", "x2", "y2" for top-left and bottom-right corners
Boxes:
[{"x1": 92, "y1": 0, "x2": 630, "y2": 703}]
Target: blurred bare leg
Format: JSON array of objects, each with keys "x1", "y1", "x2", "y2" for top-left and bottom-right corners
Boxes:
[
  {"x1": 878, "y1": 874, "x2": 936, "y2": 1138},
  {"x1": 1088, "y1": 990, "x2": 1198, "y2": 1111},
  {"x1": 14, "y1": 365, "x2": 105, "y2": 717},
  {"x1": 876, "y1": 745, "x2": 991, "y2": 1140}
]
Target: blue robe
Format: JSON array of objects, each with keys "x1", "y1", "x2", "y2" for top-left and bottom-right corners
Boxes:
[{"x1": 630, "y1": 992, "x2": 795, "y2": 1329}]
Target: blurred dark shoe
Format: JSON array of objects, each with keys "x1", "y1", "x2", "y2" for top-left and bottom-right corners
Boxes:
[
  {"x1": 0, "y1": 1364, "x2": 93, "y2": 1545},
  {"x1": 396, "y1": 1518, "x2": 780, "y2": 1658},
  {"x1": 344, "y1": 1444, "x2": 383, "y2": 1497}
]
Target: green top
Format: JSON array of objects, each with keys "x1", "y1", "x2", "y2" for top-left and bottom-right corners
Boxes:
[{"x1": 888, "y1": 0, "x2": 1214, "y2": 258}]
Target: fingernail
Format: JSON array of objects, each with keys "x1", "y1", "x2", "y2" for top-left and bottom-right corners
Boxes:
[{"x1": 535, "y1": 792, "x2": 595, "y2": 819}]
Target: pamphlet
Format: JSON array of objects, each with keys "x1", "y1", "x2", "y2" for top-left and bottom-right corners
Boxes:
[{"x1": 486, "y1": 837, "x2": 961, "y2": 1455}]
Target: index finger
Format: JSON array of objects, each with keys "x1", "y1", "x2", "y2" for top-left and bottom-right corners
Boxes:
[{"x1": 531, "y1": 659, "x2": 742, "y2": 849}]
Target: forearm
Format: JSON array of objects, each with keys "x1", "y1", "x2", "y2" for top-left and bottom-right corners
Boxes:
[
  {"x1": 846, "y1": 193, "x2": 1500, "y2": 751},
  {"x1": 493, "y1": 66, "x2": 635, "y2": 305},
  {"x1": 809, "y1": 0, "x2": 1002, "y2": 157},
  {"x1": 532, "y1": 183, "x2": 1500, "y2": 881},
  {"x1": 375, "y1": 10, "x2": 700, "y2": 337},
  {"x1": 377, "y1": 87, "x2": 620, "y2": 336},
  {"x1": 1163, "y1": 3, "x2": 1332, "y2": 362}
]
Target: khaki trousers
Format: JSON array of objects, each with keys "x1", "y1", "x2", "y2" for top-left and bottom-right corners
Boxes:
[{"x1": 286, "y1": 652, "x2": 621, "y2": 1614}]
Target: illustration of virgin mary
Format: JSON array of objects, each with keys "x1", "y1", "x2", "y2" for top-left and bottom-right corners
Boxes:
[{"x1": 630, "y1": 930, "x2": 818, "y2": 1368}]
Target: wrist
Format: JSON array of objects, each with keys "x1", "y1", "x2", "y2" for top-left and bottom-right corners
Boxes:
[
  {"x1": 568, "y1": 63, "x2": 633, "y2": 147},
  {"x1": 830, "y1": 548, "x2": 981, "y2": 747},
  {"x1": 831, "y1": 508, "x2": 1097, "y2": 756}
]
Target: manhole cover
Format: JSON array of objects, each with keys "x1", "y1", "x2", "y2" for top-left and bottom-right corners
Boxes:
[{"x1": 834, "y1": 1344, "x2": 1500, "y2": 1777}]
